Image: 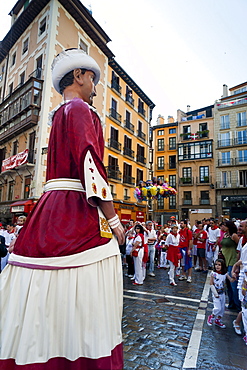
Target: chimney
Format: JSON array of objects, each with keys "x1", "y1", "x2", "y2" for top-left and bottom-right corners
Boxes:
[
  {"x1": 156, "y1": 115, "x2": 164, "y2": 125},
  {"x1": 187, "y1": 105, "x2": 191, "y2": 112},
  {"x1": 167, "y1": 116, "x2": 174, "y2": 123},
  {"x1": 222, "y1": 84, "x2": 228, "y2": 98}
]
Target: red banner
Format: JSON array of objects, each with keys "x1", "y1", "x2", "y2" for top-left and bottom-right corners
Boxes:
[
  {"x1": 1, "y1": 149, "x2": 29, "y2": 172},
  {"x1": 136, "y1": 211, "x2": 145, "y2": 222}
]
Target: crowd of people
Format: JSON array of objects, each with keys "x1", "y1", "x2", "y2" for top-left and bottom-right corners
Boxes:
[
  {"x1": 0, "y1": 216, "x2": 26, "y2": 272},
  {"x1": 121, "y1": 216, "x2": 247, "y2": 346}
]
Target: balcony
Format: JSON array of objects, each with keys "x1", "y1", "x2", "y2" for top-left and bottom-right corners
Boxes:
[
  {"x1": 179, "y1": 177, "x2": 194, "y2": 185},
  {"x1": 123, "y1": 175, "x2": 135, "y2": 186},
  {"x1": 137, "y1": 130, "x2": 146, "y2": 141},
  {"x1": 109, "y1": 108, "x2": 122, "y2": 125},
  {"x1": 111, "y1": 193, "x2": 117, "y2": 199},
  {"x1": 108, "y1": 138, "x2": 121, "y2": 152},
  {"x1": 124, "y1": 120, "x2": 134, "y2": 133},
  {"x1": 157, "y1": 146, "x2": 165, "y2": 152},
  {"x1": 217, "y1": 158, "x2": 234, "y2": 167},
  {"x1": 196, "y1": 176, "x2": 212, "y2": 184},
  {"x1": 138, "y1": 107, "x2": 146, "y2": 118},
  {"x1": 168, "y1": 163, "x2": 177, "y2": 170},
  {"x1": 217, "y1": 139, "x2": 232, "y2": 148},
  {"x1": 183, "y1": 198, "x2": 192, "y2": 205},
  {"x1": 136, "y1": 155, "x2": 146, "y2": 165},
  {"x1": 233, "y1": 137, "x2": 247, "y2": 146},
  {"x1": 0, "y1": 75, "x2": 43, "y2": 143},
  {"x1": 168, "y1": 144, "x2": 177, "y2": 150},
  {"x1": 125, "y1": 94, "x2": 134, "y2": 107},
  {"x1": 123, "y1": 147, "x2": 134, "y2": 159},
  {"x1": 217, "y1": 99, "x2": 247, "y2": 109},
  {"x1": 111, "y1": 80, "x2": 122, "y2": 95},
  {"x1": 200, "y1": 198, "x2": 210, "y2": 205},
  {"x1": 124, "y1": 195, "x2": 131, "y2": 201},
  {"x1": 106, "y1": 167, "x2": 122, "y2": 181},
  {"x1": 235, "y1": 157, "x2": 247, "y2": 165},
  {"x1": 216, "y1": 181, "x2": 246, "y2": 189}
]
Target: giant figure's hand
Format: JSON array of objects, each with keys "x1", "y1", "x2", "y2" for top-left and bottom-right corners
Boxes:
[{"x1": 112, "y1": 224, "x2": 125, "y2": 245}]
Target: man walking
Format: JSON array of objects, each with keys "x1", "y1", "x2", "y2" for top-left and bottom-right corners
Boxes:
[
  {"x1": 178, "y1": 220, "x2": 193, "y2": 283},
  {"x1": 143, "y1": 221, "x2": 157, "y2": 277},
  {"x1": 207, "y1": 219, "x2": 220, "y2": 269}
]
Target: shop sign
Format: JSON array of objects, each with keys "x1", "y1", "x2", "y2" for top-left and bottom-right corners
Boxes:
[
  {"x1": 121, "y1": 214, "x2": 131, "y2": 223},
  {"x1": 190, "y1": 209, "x2": 212, "y2": 214},
  {"x1": 136, "y1": 211, "x2": 144, "y2": 222},
  {"x1": 222, "y1": 195, "x2": 247, "y2": 202},
  {"x1": 2, "y1": 149, "x2": 29, "y2": 172}
]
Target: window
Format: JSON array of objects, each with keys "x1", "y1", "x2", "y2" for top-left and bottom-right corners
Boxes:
[
  {"x1": 169, "y1": 128, "x2": 176, "y2": 134},
  {"x1": 238, "y1": 150, "x2": 247, "y2": 163},
  {"x1": 8, "y1": 182, "x2": 14, "y2": 201},
  {"x1": 11, "y1": 52, "x2": 16, "y2": 67},
  {"x1": 123, "y1": 163, "x2": 133, "y2": 184},
  {"x1": 36, "y1": 55, "x2": 42, "y2": 79},
  {"x1": 158, "y1": 176, "x2": 164, "y2": 183},
  {"x1": 22, "y1": 38, "x2": 29, "y2": 54},
  {"x1": 137, "y1": 144, "x2": 145, "y2": 164},
  {"x1": 200, "y1": 142, "x2": 212, "y2": 158},
  {"x1": 220, "y1": 115, "x2": 230, "y2": 130},
  {"x1": 169, "y1": 155, "x2": 176, "y2": 169},
  {"x1": 20, "y1": 71, "x2": 25, "y2": 86},
  {"x1": 183, "y1": 125, "x2": 191, "y2": 139},
  {"x1": 109, "y1": 127, "x2": 120, "y2": 150},
  {"x1": 169, "y1": 195, "x2": 176, "y2": 209},
  {"x1": 24, "y1": 177, "x2": 31, "y2": 199},
  {"x1": 200, "y1": 191, "x2": 210, "y2": 205},
  {"x1": 125, "y1": 110, "x2": 131, "y2": 123},
  {"x1": 183, "y1": 191, "x2": 192, "y2": 205},
  {"x1": 222, "y1": 151, "x2": 230, "y2": 164},
  {"x1": 138, "y1": 121, "x2": 143, "y2": 132},
  {"x1": 157, "y1": 197, "x2": 164, "y2": 210},
  {"x1": 79, "y1": 39, "x2": 88, "y2": 53},
  {"x1": 111, "y1": 98, "x2": 117, "y2": 111},
  {"x1": 220, "y1": 132, "x2": 230, "y2": 146},
  {"x1": 199, "y1": 122, "x2": 208, "y2": 138},
  {"x1": 124, "y1": 189, "x2": 129, "y2": 201},
  {"x1": 169, "y1": 137, "x2": 176, "y2": 149},
  {"x1": 9, "y1": 82, "x2": 13, "y2": 95},
  {"x1": 28, "y1": 132, "x2": 36, "y2": 163},
  {"x1": 236, "y1": 130, "x2": 247, "y2": 145},
  {"x1": 108, "y1": 156, "x2": 120, "y2": 180},
  {"x1": 239, "y1": 170, "x2": 247, "y2": 187},
  {"x1": 178, "y1": 141, "x2": 213, "y2": 161},
  {"x1": 0, "y1": 147, "x2": 6, "y2": 170},
  {"x1": 182, "y1": 168, "x2": 192, "y2": 184},
  {"x1": 237, "y1": 112, "x2": 246, "y2": 127},
  {"x1": 222, "y1": 171, "x2": 229, "y2": 186},
  {"x1": 136, "y1": 169, "x2": 143, "y2": 184},
  {"x1": 199, "y1": 166, "x2": 209, "y2": 183},
  {"x1": 157, "y1": 156, "x2": 164, "y2": 170},
  {"x1": 157, "y1": 138, "x2": 164, "y2": 151},
  {"x1": 13, "y1": 141, "x2": 18, "y2": 156},
  {"x1": 125, "y1": 86, "x2": 134, "y2": 105},
  {"x1": 169, "y1": 175, "x2": 176, "y2": 188},
  {"x1": 123, "y1": 136, "x2": 133, "y2": 157},
  {"x1": 138, "y1": 99, "x2": 145, "y2": 116},
  {"x1": 158, "y1": 130, "x2": 164, "y2": 136},
  {"x1": 39, "y1": 17, "x2": 46, "y2": 35}
]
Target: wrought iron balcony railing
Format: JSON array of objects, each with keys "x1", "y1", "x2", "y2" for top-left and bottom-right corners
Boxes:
[
  {"x1": 108, "y1": 138, "x2": 121, "y2": 152},
  {"x1": 109, "y1": 108, "x2": 122, "y2": 124},
  {"x1": 124, "y1": 120, "x2": 134, "y2": 133},
  {"x1": 123, "y1": 147, "x2": 134, "y2": 158}
]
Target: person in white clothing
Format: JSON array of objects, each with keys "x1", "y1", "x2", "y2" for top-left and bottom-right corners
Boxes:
[
  {"x1": 143, "y1": 221, "x2": 157, "y2": 277},
  {"x1": 206, "y1": 219, "x2": 220, "y2": 269},
  {"x1": 131, "y1": 224, "x2": 145, "y2": 285}
]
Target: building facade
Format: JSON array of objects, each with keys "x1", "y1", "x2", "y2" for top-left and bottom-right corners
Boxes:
[
  {"x1": 152, "y1": 116, "x2": 178, "y2": 223},
  {"x1": 177, "y1": 105, "x2": 216, "y2": 224},
  {"x1": 0, "y1": 0, "x2": 154, "y2": 223},
  {"x1": 104, "y1": 60, "x2": 155, "y2": 223},
  {"x1": 214, "y1": 82, "x2": 247, "y2": 219}
]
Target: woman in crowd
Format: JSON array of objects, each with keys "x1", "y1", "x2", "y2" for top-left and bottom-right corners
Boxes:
[
  {"x1": 165, "y1": 225, "x2": 180, "y2": 286},
  {"x1": 131, "y1": 224, "x2": 145, "y2": 285},
  {"x1": 221, "y1": 220, "x2": 241, "y2": 311}
]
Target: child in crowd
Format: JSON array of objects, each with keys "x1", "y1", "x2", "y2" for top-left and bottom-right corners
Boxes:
[
  {"x1": 207, "y1": 259, "x2": 235, "y2": 328},
  {"x1": 125, "y1": 230, "x2": 135, "y2": 278},
  {"x1": 158, "y1": 233, "x2": 168, "y2": 269},
  {"x1": 165, "y1": 225, "x2": 180, "y2": 286}
]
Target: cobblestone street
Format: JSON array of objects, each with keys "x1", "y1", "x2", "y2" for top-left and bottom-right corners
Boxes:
[{"x1": 122, "y1": 267, "x2": 247, "y2": 370}]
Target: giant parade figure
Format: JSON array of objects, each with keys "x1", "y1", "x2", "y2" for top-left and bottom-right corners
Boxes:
[{"x1": 0, "y1": 49, "x2": 125, "y2": 370}]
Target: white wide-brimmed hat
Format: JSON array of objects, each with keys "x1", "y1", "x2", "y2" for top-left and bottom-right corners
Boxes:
[{"x1": 51, "y1": 49, "x2": 101, "y2": 93}]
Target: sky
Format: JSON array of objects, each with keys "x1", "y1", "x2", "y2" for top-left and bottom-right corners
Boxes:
[{"x1": 1, "y1": 0, "x2": 247, "y2": 124}]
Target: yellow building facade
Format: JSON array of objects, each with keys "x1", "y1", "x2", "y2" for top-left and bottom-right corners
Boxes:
[
  {"x1": 0, "y1": 0, "x2": 155, "y2": 223},
  {"x1": 104, "y1": 60, "x2": 155, "y2": 223},
  {"x1": 152, "y1": 116, "x2": 178, "y2": 223}
]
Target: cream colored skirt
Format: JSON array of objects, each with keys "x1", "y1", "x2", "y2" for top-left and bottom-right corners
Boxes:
[{"x1": 0, "y1": 238, "x2": 123, "y2": 366}]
